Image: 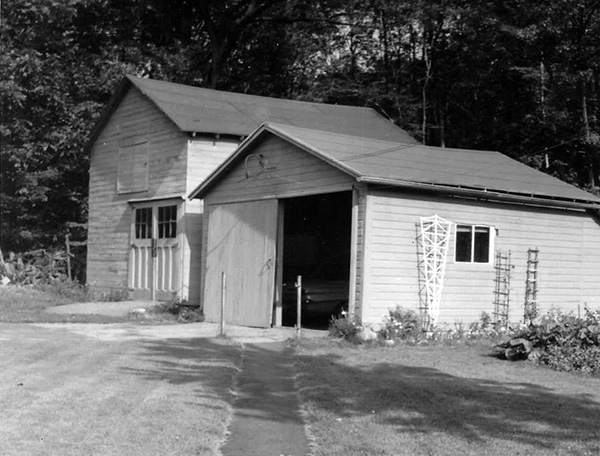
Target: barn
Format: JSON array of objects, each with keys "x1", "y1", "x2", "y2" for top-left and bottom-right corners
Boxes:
[
  {"x1": 85, "y1": 75, "x2": 412, "y2": 304},
  {"x1": 189, "y1": 123, "x2": 600, "y2": 328}
]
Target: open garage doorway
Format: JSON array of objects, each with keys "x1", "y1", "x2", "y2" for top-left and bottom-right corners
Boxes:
[{"x1": 280, "y1": 191, "x2": 352, "y2": 329}]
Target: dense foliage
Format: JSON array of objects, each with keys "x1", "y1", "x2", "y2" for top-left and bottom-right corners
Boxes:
[
  {"x1": 2, "y1": 0, "x2": 600, "y2": 255},
  {"x1": 500, "y1": 308, "x2": 600, "y2": 375}
]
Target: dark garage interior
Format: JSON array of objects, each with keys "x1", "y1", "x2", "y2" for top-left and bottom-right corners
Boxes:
[{"x1": 281, "y1": 191, "x2": 352, "y2": 328}]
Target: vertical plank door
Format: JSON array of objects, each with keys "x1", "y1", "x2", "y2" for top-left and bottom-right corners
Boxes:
[
  {"x1": 129, "y1": 202, "x2": 180, "y2": 301},
  {"x1": 204, "y1": 200, "x2": 278, "y2": 327}
]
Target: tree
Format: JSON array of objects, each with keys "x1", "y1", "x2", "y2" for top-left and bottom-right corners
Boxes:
[{"x1": 3, "y1": 0, "x2": 600, "y2": 258}]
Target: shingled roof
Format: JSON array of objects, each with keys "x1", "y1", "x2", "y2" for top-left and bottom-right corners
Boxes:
[
  {"x1": 190, "y1": 123, "x2": 600, "y2": 209},
  {"x1": 87, "y1": 75, "x2": 415, "y2": 150}
]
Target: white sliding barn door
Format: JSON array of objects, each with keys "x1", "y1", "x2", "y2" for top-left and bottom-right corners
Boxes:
[{"x1": 204, "y1": 200, "x2": 278, "y2": 328}]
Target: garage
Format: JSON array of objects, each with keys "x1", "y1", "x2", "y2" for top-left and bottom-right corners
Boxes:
[
  {"x1": 193, "y1": 124, "x2": 358, "y2": 328},
  {"x1": 191, "y1": 122, "x2": 600, "y2": 328},
  {"x1": 281, "y1": 192, "x2": 352, "y2": 328},
  {"x1": 201, "y1": 191, "x2": 352, "y2": 329}
]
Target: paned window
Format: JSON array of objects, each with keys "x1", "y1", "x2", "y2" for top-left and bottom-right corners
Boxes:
[
  {"x1": 158, "y1": 205, "x2": 177, "y2": 239},
  {"x1": 455, "y1": 225, "x2": 491, "y2": 263},
  {"x1": 135, "y1": 208, "x2": 152, "y2": 239}
]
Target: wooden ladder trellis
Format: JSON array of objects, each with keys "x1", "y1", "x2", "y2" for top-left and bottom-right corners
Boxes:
[
  {"x1": 524, "y1": 248, "x2": 539, "y2": 324},
  {"x1": 493, "y1": 250, "x2": 511, "y2": 325},
  {"x1": 419, "y1": 215, "x2": 453, "y2": 327}
]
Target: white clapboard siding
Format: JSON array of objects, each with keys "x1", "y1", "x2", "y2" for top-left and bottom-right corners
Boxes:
[
  {"x1": 353, "y1": 186, "x2": 368, "y2": 318},
  {"x1": 360, "y1": 190, "x2": 600, "y2": 324},
  {"x1": 582, "y1": 216, "x2": 600, "y2": 307},
  {"x1": 87, "y1": 87, "x2": 188, "y2": 292},
  {"x1": 182, "y1": 137, "x2": 240, "y2": 304},
  {"x1": 186, "y1": 136, "x2": 240, "y2": 195}
]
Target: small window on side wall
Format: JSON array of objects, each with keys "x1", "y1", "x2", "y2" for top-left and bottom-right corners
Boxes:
[{"x1": 455, "y1": 225, "x2": 492, "y2": 263}]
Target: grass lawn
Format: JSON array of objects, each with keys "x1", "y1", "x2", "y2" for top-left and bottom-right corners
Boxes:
[
  {"x1": 294, "y1": 338, "x2": 600, "y2": 456},
  {"x1": 0, "y1": 284, "x2": 241, "y2": 455},
  {"x1": 0, "y1": 323, "x2": 242, "y2": 456},
  {"x1": 0, "y1": 284, "x2": 177, "y2": 324},
  {"x1": 4, "y1": 284, "x2": 599, "y2": 455}
]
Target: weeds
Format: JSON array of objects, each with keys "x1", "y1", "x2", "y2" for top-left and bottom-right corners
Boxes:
[
  {"x1": 498, "y1": 307, "x2": 600, "y2": 375},
  {"x1": 379, "y1": 307, "x2": 419, "y2": 341},
  {"x1": 150, "y1": 299, "x2": 205, "y2": 323},
  {"x1": 88, "y1": 287, "x2": 131, "y2": 302},
  {"x1": 328, "y1": 315, "x2": 361, "y2": 342},
  {"x1": 329, "y1": 305, "x2": 600, "y2": 376}
]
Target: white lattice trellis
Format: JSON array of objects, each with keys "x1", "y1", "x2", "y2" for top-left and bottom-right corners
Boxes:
[{"x1": 420, "y1": 215, "x2": 453, "y2": 326}]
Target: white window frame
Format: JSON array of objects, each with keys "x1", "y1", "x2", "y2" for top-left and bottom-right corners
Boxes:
[
  {"x1": 454, "y1": 224, "x2": 495, "y2": 264},
  {"x1": 130, "y1": 200, "x2": 181, "y2": 242}
]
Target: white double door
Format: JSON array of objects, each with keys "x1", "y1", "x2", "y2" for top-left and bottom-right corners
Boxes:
[{"x1": 128, "y1": 200, "x2": 180, "y2": 301}]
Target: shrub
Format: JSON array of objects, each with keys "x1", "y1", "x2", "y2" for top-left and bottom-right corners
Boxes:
[
  {"x1": 464, "y1": 312, "x2": 507, "y2": 340},
  {"x1": 540, "y1": 344, "x2": 600, "y2": 375},
  {"x1": 379, "y1": 306, "x2": 419, "y2": 341},
  {"x1": 498, "y1": 307, "x2": 600, "y2": 375},
  {"x1": 328, "y1": 315, "x2": 361, "y2": 342},
  {"x1": 1, "y1": 249, "x2": 69, "y2": 285}
]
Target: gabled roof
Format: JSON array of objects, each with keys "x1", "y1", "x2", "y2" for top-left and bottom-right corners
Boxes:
[
  {"x1": 190, "y1": 123, "x2": 600, "y2": 210},
  {"x1": 86, "y1": 75, "x2": 415, "y2": 151}
]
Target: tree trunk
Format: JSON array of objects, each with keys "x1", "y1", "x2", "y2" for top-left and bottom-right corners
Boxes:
[{"x1": 582, "y1": 78, "x2": 596, "y2": 187}]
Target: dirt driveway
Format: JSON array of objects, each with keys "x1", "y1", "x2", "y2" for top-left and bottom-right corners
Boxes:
[{"x1": 0, "y1": 323, "x2": 244, "y2": 456}]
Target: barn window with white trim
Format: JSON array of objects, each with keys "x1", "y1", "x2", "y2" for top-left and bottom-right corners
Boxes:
[
  {"x1": 135, "y1": 207, "x2": 152, "y2": 239},
  {"x1": 158, "y1": 205, "x2": 177, "y2": 238},
  {"x1": 455, "y1": 225, "x2": 493, "y2": 263}
]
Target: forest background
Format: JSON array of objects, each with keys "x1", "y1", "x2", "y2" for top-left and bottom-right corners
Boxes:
[{"x1": 2, "y1": 0, "x2": 600, "y2": 271}]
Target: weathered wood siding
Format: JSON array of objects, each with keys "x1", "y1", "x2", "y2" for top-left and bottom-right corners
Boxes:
[
  {"x1": 361, "y1": 189, "x2": 600, "y2": 324},
  {"x1": 204, "y1": 135, "x2": 356, "y2": 205},
  {"x1": 184, "y1": 137, "x2": 239, "y2": 304},
  {"x1": 199, "y1": 135, "x2": 356, "y2": 311},
  {"x1": 203, "y1": 200, "x2": 278, "y2": 327},
  {"x1": 87, "y1": 87, "x2": 188, "y2": 292}
]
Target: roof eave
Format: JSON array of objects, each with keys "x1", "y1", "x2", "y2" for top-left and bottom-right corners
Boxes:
[
  {"x1": 358, "y1": 176, "x2": 600, "y2": 210},
  {"x1": 188, "y1": 124, "x2": 269, "y2": 200},
  {"x1": 265, "y1": 123, "x2": 362, "y2": 177},
  {"x1": 83, "y1": 77, "x2": 132, "y2": 155},
  {"x1": 188, "y1": 123, "x2": 363, "y2": 200},
  {"x1": 85, "y1": 75, "x2": 189, "y2": 156}
]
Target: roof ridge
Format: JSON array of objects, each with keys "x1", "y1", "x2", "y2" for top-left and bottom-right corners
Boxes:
[
  {"x1": 126, "y1": 74, "x2": 375, "y2": 111},
  {"x1": 264, "y1": 122, "x2": 499, "y2": 155}
]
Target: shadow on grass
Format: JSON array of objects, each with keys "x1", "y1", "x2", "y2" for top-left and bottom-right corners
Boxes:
[
  {"x1": 295, "y1": 349, "x2": 600, "y2": 451},
  {"x1": 121, "y1": 338, "x2": 307, "y2": 425},
  {"x1": 120, "y1": 337, "x2": 242, "y2": 399},
  {"x1": 117, "y1": 335, "x2": 600, "y2": 453}
]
